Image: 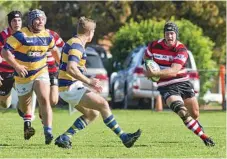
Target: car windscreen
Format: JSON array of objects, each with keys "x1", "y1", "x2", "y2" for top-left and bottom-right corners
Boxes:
[{"x1": 86, "y1": 54, "x2": 104, "y2": 68}]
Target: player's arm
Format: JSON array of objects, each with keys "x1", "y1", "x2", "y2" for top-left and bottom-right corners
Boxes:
[
  {"x1": 143, "y1": 42, "x2": 153, "y2": 60},
  {"x1": 147, "y1": 49, "x2": 188, "y2": 78},
  {"x1": 147, "y1": 63, "x2": 183, "y2": 78},
  {"x1": 1, "y1": 48, "x2": 19, "y2": 69},
  {"x1": 67, "y1": 60, "x2": 102, "y2": 93},
  {"x1": 66, "y1": 46, "x2": 102, "y2": 92},
  {"x1": 48, "y1": 35, "x2": 60, "y2": 64},
  {"x1": 65, "y1": 47, "x2": 90, "y2": 84},
  {"x1": 1, "y1": 48, "x2": 28, "y2": 77},
  {"x1": 1, "y1": 33, "x2": 28, "y2": 78},
  {"x1": 51, "y1": 46, "x2": 61, "y2": 64},
  {"x1": 67, "y1": 61, "x2": 90, "y2": 85}
]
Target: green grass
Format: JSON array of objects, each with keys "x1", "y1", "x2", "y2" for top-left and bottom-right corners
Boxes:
[{"x1": 0, "y1": 108, "x2": 226, "y2": 158}]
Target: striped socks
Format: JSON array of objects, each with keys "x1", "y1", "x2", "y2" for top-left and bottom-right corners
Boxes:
[
  {"x1": 23, "y1": 114, "x2": 32, "y2": 123},
  {"x1": 185, "y1": 118, "x2": 208, "y2": 140},
  {"x1": 103, "y1": 114, "x2": 127, "y2": 141},
  {"x1": 64, "y1": 116, "x2": 88, "y2": 138}
]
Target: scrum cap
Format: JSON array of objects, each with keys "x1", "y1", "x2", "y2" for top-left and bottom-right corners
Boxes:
[
  {"x1": 27, "y1": 9, "x2": 46, "y2": 26},
  {"x1": 164, "y1": 22, "x2": 179, "y2": 39}
]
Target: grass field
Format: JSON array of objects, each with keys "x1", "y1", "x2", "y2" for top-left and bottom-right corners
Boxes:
[{"x1": 0, "y1": 108, "x2": 226, "y2": 158}]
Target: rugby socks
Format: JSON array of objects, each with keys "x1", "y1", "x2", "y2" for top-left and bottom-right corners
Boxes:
[
  {"x1": 64, "y1": 116, "x2": 88, "y2": 138},
  {"x1": 44, "y1": 126, "x2": 52, "y2": 135},
  {"x1": 23, "y1": 114, "x2": 32, "y2": 123},
  {"x1": 196, "y1": 120, "x2": 204, "y2": 132},
  {"x1": 184, "y1": 118, "x2": 208, "y2": 140},
  {"x1": 23, "y1": 114, "x2": 32, "y2": 130},
  {"x1": 103, "y1": 114, "x2": 127, "y2": 141}
]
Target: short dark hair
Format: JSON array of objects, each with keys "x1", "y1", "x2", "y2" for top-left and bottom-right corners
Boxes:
[{"x1": 77, "y1": 16, "x2": 96, "y2": 35}]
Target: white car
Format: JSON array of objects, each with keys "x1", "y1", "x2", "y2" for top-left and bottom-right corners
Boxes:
[{"x1": 203, "y1": 90, "x2": 222, "y2": 104}]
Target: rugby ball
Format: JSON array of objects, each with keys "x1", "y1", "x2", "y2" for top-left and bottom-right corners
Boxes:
[{"x1": 144, "y1": 60, "x2": 160, "y2": 82}]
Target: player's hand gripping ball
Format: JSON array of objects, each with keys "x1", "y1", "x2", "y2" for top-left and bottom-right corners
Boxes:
[{"x1": 144, "y1": 60, "x2": 160, "y2": 82}]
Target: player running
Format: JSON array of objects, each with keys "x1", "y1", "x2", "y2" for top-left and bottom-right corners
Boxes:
[
  {"x1": 0, "y1": 11, "x2": 22, "y2": 109},
  {"x1": 144, "y1": 21, "x2": 215, "y2": 146},
  {"x1": 55, "y1": 16, "x2": 141, "y2": 149}
]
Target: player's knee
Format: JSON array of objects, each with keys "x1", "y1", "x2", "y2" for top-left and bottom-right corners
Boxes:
[
  {"x1": 96, "y1": 97, "x2": 109, "y2": 110},
  {"x1": 170, "y1": 100, "x2": 184, "y2": 113},
  {"x1": 38, "y1": 97, "x2": 51, "y2": 108},
  {"x1": 101, "y1": 100, "x2": 110, "y2": 111},
  {"x1": 177, "y1": 107, "x2": 190, "y2": 121},
  {"x1": 170, "y1": 100, "x2": 190, "y2": 121}
]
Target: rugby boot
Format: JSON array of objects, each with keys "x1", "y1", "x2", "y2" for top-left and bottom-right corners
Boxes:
[
  {"x1": 24, "y1": 121, "x2": 35, "y2": 140},
  {"x1": 45, "y1": 133, "x2": 54, "y2": 145},
  {"x1": 55, "y1": 134, "x2": 72, "y2": 149},
  {"x1": 122, "y1": 129, "x2": 142, "y2": 148},
  {"x1": 203, "y1": 137, "x2": 215, "y2": 147}
]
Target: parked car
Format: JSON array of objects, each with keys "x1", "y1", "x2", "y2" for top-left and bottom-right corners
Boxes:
[
  {"x1": 84, "y1": 47, "x2": 109, "y2": 99},
  {"x1": 87, "y1": 44, "x2": 113, "y2": 77},
  {"x1": 184, "y1": 50, "x2": 200, "y2": 97},
  {"x1": 203, "y1": 90, "x2": 222, "y2": 104},
  {"x1": 110, "y1": 45, "x2": 200, "y2": 109}
]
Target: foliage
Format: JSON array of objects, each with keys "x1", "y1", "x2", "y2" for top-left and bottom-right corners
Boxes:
[
  {"x1": 111, "y1": 18, "x2": 216, "y2": 96},
  {"x1": 39, "y1": 1, "x2": 131, "y2": 41},
  {"x1": 175, "y1": 1, "x2": 226, "y2": 64},
  {"x1": 0, "y1": 109, "x2": 225, "y2": 158}
]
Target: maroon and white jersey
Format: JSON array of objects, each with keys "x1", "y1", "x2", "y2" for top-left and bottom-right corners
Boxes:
[
  {"x1": 145, "y1": 38, "x2": 189, "y2": 87},
  {"x1": 46, "y1": 29, "x2": 65, "y2": 73},
  {"x1": 0, "y1": 28, "x2": 14, "y2": 73}
]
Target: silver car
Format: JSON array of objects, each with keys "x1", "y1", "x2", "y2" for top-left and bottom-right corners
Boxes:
[
  {"x1": 84, "y1": 47, "x2": 109, "y2": 99},
  {"x1": 110, "y1": 46, "x2": 200, "y2": 109}
]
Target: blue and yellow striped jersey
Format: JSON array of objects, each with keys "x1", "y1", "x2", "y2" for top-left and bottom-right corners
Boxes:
[
  {"x1": 3, "y1": 27, "x2": 55, "y2": 84},
  {"x1": 58, "y1": 36, "x2": 86, "y2": 91}
]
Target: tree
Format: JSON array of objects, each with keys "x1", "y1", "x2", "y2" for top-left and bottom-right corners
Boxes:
[
  {"x1": 174, "y1": 1, "x2": 226, "y2": 64},
  {"x1": 38, "y1": 1, "x2": 132, "y2": 41}
]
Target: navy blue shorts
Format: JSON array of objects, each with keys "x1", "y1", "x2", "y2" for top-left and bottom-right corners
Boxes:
[
  {"x1": 0, "y1": 72, "x2": 14, "y2": 96},
  {"x1": 49, "y1": 72, "x2": 58, "y2": 86},
  {"x1": 158, "y1": 81, "x2": 195, "y2": 103}
]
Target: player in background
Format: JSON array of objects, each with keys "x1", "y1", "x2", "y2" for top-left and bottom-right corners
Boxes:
[
  {"x1": 144, "y1": 21, "x2": 215, "y2": 146},
  {"x1": 0, "y1": 11, "x2": 22, "y2": 109},
  {"x1": 46, "y1": 29, "x2": 64, "y2": 105},
  {"x1": 1, "y1": 9, "x2": 59, "y2": 145},
  {"x1": 31, "y1": 29, "x2": 64, "y2": 121},
  {"x1": 54, "y1": 16, "x2": 141, "y2": 149}
]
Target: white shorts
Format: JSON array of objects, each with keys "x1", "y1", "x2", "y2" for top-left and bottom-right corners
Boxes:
[
  {"x1": 59, "y1": 81, "x2": 88, "y2": 107},
  {"x1": 15, "y1": 72, "x2": 50, "y2": 96}
]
